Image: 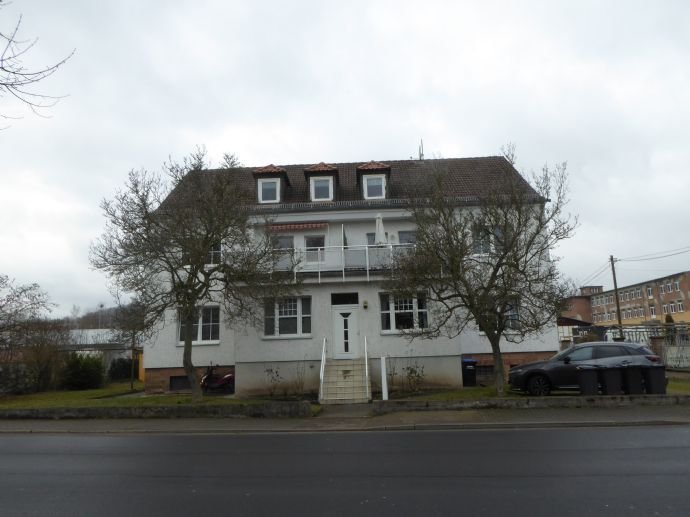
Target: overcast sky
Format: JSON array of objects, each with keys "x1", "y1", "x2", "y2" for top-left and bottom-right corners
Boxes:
[{"x1": 2, "y1": 0, "x2": 690, "y2": 317}]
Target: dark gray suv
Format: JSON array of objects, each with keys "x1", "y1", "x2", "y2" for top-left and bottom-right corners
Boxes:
[{"x1": 508, "y1": 342, "x2": 661, "y2": 396}]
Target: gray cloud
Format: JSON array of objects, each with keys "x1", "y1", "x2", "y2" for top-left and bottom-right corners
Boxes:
[{"x1": 3, "y1": 0, "x2": 690, "y2": 315}]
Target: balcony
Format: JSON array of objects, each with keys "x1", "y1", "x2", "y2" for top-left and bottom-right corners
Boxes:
[{"x1": 273, "y1": 243, "x2": 415, "y2": 282}]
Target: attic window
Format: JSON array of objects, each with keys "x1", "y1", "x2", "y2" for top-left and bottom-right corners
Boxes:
[
  {"x1": 363, "y1": 174, "x2": 386, "y2": 200},
  {"x1": 310, "y1": 176, "x2": 333, "y2": 201},
  {"x1": 258, "y1": 178, "x2": 280, "y2": 203}
]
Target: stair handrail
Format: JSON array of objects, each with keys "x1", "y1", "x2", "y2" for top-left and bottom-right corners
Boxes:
[
  {"x1": 319, "y1": 337, "x2": 327, "y2": 401},
  {"x1": 364, "y1": 336, "x2": 371, "y2": 400}
]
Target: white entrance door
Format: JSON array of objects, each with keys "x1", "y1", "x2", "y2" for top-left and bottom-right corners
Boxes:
[{"x1": 332, "y1": 306, "x2": 359, "y2": 359}]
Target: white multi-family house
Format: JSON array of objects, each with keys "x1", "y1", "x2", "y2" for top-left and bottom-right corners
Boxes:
[{"x1": 144, "y1": 157, "x2": 558, "y2": 401}]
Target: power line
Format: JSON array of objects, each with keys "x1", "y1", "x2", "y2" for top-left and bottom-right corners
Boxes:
[
  {"x1": 619, "y1": 245, "x2": 690, "y2": 262},
  {"x1": 579, "y1": 261, "x2": 609, "y2": 286},
  {"x1": 620, "y1": 248, "x2": 690, "y2": 262}
]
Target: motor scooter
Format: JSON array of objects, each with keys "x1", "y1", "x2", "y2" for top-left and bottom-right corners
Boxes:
[{"x1": 200, "y1": 364, "x2": 235, "y2": 394}]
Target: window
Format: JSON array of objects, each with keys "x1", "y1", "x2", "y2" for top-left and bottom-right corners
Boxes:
[
  {"x1": 678, "y1": 301, "x2": 685, "y2": 312},
  {"x1": 272, "y1": 235, "x2": 294, "y2": 269},
  {"x1": 565, "y1": 346, "x2": 593, "y2": 362},
  {"x1": 274, "y1": 235, "x2": 294, "y2": 250},
  {"x1": 264, "y1": 297, "x2": 311, "y2": 336},
  {"x1": 660, "y1": 284, "x2": 665, "y2": 294},
  {"x1": 363, "y1": 174, "x2": 386, "y2": 200},
  {"x1": 310, "y1": 176, "x2": 333, "y2": 201},
  {"x1": 666, "y1": 282, "x2": 672, "y2": 293},
  {"x1": 663, "y1": 304, "x2": 668, "y2": 314},
  {"x1": 670, "y1": 302, "x2": 677, "y2": 314},
  {"x1": 504, "y1": 302, "x2": 521, "y2": 330},
  {"x1": 380, "y1": 292, "x2": 428, "y2": 331},
  {"x1": 258, "y1": 178, "x2": 280, "y2": 203},
  {"x1": 595, "y1": 346, "x2": 630, "y2": 359},
  {"x1": 650, "y1": 305, "x2": 656, "y2": 318},
  {"x1": 398, "y1": 231, "x2": 417, "y2": 245},
  {"x1": 366, "y1": 232, "x2": 388, "y2": 246},
  {"x1": 179, "y1": 306, "x2": 220, "y2": 343},
  {"x1": 647, "y1": 287, "x2": 653, "y2": 298},
  {"x1": 674, "y1": 281, "x2": 680, "y2": 291},
  {"x1": 305, "y1": 235, "x2": 325, "y2": 262},
  {"x1": 205, "y1": 242, "x2": 222, "y2": 265},
  {"x1": 472, "y1": 225, "x2": 491, "y2": 255},
  {"x1": 635, "y1": 288, "x2": 641, "y2": 299}
]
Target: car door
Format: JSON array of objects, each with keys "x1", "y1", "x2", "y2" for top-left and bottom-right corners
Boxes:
[{"x1": 549, "y1": 346, "x2": 595, "y2": 388}]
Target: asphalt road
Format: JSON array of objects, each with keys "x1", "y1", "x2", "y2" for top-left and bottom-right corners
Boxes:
[{"x1": 1, "y1": 426, "x2": 690, "y2": 517}]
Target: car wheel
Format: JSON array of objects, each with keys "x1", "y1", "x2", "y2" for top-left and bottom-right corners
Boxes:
[{"x1": 526, "y1": 374, "x2": 551, "y2": 396}]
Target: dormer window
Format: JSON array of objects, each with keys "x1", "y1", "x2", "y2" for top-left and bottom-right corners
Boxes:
[
  {"x1": 363, "y1": 174, "x2": 386, "y2": 200},
  {"x1": 254, "y1": 164, "x2": 289, "y2": 204},
  {"x1": 310, "y1": 176, "x2": 334, "y2": 202},
  {"x1": 258, "y1": 178, "x2": 280, "y2": 203}
]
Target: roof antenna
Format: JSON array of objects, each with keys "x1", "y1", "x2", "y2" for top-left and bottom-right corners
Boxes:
[{"x1": 418, "y1": 139, "x2": 424, "y2": 160}]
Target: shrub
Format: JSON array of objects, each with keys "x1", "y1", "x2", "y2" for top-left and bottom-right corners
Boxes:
[
  {"x1": 108, "y1": 357, "x2": 138, "y2": 381},
  {"x1": 62, "y1": 353, "x2": 104, "y2": 390}
]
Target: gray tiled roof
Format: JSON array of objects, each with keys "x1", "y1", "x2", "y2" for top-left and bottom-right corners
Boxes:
[{"x1": 170, "y1": 156, "x2": 538, "y2": 213}]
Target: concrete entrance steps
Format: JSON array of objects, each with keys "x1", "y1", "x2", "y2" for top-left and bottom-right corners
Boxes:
[{"x1": 320, "y1": 358, "x2": 371, "y2": 405}]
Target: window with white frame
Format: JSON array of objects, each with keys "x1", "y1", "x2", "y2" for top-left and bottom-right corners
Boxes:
[
  {"x1": 635, "y1": 288, "x2": 641, "y2": 298},
  {"x1": 305, "y1": 235, "x2": 325, "y2": 262},
  {"x1": 472, "y1": 225, "x2": 491, "y2": 255},
  {"x1": 670, "y1": 302, "x2": 677, "y2": 313},
  {"x1": 179, "y1": 306, "x2": 220, "y2": 343},
  {"x1": 647, "y1": 287, "x2": 653, "y2": 297},
  {"x1": 205, "y1": 242, "x2": 222, "y2": 265},
  {"x1": 674, "y1": 281, "x2": 680, "y2": 291},
  {"x1": 660, "y1": 284, "x2": 665, "y2": 294},
  {"x1": 650, "y1": 305, "x2": 656, "y2": 318},
  {"x1": 264, "y1": 297, "x2": 312, "y2": 336},
  {"x1": 272, "y1": 235, "x2": 294, "y2": 269},
  {"x1": 398, "y1": 231, "x2": 417, "y2": 245},
  {"x1": 380, "y1": 292, "x2": 428, "y2": 331},
  {"x1": 666, "y1": 282, "x2": 672, "y2": 293},
  {"x1": 504, "y1": 301, "x2": 521, "y2": 330},
  {"x1": 363, "y1": 174, "x2": 386, "y2": 200},
  {"x1": 310, "y1": 176, "x2": 333, "y2": 201},
  {"x1": 258, "y1": 178, "x2": 280, "y2": 203},
  {"x1": 678, "y1": 301, "x2": 685, "y2": 312},
  {"x1": 662, "y1": 304, "x2": 668, "y2": 314}
]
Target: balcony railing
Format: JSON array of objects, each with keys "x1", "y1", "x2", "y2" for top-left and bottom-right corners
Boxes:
[{"x1": 273, "y1": 243, "x2": 415, "y2": 282}]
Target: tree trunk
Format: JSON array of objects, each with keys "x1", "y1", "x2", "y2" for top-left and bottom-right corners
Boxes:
[
  {"x1": 183, "y1": 312, "x2": 203, "y2": 402},
  {"x1": 488, "y1": 334, "x2": 505, "y2": 396}
]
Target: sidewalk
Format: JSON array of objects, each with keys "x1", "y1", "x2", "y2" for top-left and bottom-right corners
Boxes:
[{"x1": 0, "y1": 404, "x2": 689, "y2": 434}]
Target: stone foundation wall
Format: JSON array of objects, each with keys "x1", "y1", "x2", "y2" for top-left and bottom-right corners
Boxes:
[{"x1": 145, "y1": 365, "x2": 235, "y2": 393}]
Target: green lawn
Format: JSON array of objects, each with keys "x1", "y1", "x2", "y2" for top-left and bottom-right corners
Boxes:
[
  {"x1": 2, "y1": 378, "x2": 689, "y2": 410},
  {"x1": 668, "y1": 378, "x2": 690, "y2": 395},
  {"x1": 0, "y1": 382, "x2": 259, "y2": 409}
]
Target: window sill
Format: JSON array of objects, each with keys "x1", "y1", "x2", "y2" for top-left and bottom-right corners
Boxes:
[
  {"x1": 261, "y1": 334, "x2": 312, "y2": 341},
  {"x1": 380, "y1": 329, "x2": 421, "y2": 335},
  {"x1": 176, "y1": 341, "x2": 220, "y2": 347}
]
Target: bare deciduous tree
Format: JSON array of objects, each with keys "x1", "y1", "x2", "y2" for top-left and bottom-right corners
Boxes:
[
  {"x1": 0, "y1": 274, "x2": 53, "y2": 362},
  {"x1": 386, "y1": 155, "x2": 576, "y2": 395},
  {"x1": 0, "y1": 2, "x2": 74, "y2": 122},
  {"x1": 91, "y1": 149, "x2": 298, "y2": 400}
]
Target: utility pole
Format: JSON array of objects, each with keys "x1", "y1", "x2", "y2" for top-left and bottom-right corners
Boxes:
[{"x1": 610, "y1": 255, "x2": 624, "y2": 341}]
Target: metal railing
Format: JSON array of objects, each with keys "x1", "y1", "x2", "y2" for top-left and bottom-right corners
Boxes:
[
  {"x1": 318, "y1": 337, "x2": 327, "y2": 402},
  {"x1": 364, "y1": 336, "x2": 371, "y2": 401},
  {"x1": 273, "y1": 243, "x2": 415, "y2": 282}
]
